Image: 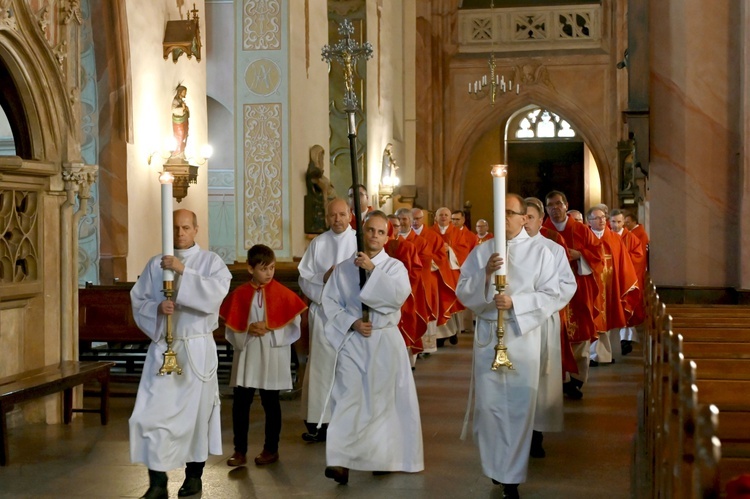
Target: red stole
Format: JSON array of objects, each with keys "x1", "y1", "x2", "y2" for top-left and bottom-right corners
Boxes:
[{"x1": 220, "y1": 279, "x2": 307, "y2": 332}]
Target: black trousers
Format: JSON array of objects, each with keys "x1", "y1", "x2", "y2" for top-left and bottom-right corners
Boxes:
[{"x1": 232, "y1": 386, "x2": 281, "y2": 454}]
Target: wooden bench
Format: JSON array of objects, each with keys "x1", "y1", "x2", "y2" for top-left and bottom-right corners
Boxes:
[
  {"x1": 0, "y1": 361, "x2": 115, "y2": 466},
  {"x1": 641, "y1": 284, "x2": 750, "y2": 497}
]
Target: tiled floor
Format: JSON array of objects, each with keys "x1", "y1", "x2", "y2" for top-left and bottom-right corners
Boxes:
[{"x1": 0, "y1": 335, "x2": 641, "y2": 498}]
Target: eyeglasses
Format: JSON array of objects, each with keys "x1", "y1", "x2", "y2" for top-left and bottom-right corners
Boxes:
[
  {"x1": 588, "y1": 216, "x2": 607, "y2": 221},
  {"x1": 505, "y1": 209, "x2": 526, "y2": 217}
]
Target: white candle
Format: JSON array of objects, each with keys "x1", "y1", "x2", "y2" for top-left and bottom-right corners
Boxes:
[
  {"x1": 483, "y1": 75, "x2": 487, "y2": 85},
  {"x1": 468, "y1": 82, "x2": 471, "y2": 93},
  {"x1": 491, "y1": 165, "x2": 508, "y2": 276},
  {"x1": 160, "y1": 172, "x2": 175, "y2": 282},
  {"x1": 495, "y1": 74, "x2": 499, "y2": 85},
  {"x1": 474, "y1": 81, "x2": 478, "y2": 93},
  {"x1": 516, "y1": 83, "x2": 520, "y2": 94}
]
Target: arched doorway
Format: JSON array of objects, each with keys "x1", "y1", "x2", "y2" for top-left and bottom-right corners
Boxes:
[{"x1": 461, "y1": 105, "x2": 603, "y2": 234}]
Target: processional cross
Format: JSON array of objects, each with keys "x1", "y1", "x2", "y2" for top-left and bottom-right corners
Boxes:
[{"x1": 322, "y1": 19, "x2": 373, "y2": 315}]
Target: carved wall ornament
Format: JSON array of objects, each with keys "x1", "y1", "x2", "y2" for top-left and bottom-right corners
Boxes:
[
  {"x1": 37, "y1": 2, "x2": 50, "y2": 34},
  {"x1": 0, "y1": 0, "x2": 17, "y2": 30},
  {"x1": 243, "y1": 103, "x2": 283, "y2": 249},
  {"x1": 513, "y1": 63, "x2": 555, "y2": 91},
  {"x1": 242, "y1": 0, "x2": 281, "y2": 51},
  {"x1": 62, "y1": 0, "x2": 83, "y2": 25},
  {"x1": 0, "y1": 190, "x2": 39, "y2": 284},
  {"x1": 53, "y1": 40, "x2": 67, "y2": 67}
]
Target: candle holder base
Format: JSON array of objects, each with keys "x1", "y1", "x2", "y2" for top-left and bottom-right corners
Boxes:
[{"x1": 159, "y1": 348, "x2": 183, "y2": 376}]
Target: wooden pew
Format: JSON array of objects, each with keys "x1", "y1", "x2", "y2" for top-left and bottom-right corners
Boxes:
[{"x1": 641, "y1": 282, "x2": 750, "y2": 497}]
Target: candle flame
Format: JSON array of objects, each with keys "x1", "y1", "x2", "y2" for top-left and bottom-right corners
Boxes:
[
  {"x1": 159, "y1": 171, "x2": 175, "y2": 184},
  {"x1": 490, "y1": 164, "x2": 508, "y2": 177}
]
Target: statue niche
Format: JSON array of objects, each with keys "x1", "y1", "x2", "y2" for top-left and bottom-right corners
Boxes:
[{"x1": 304, "y1": 145, "x2": 336, "y2": 234}]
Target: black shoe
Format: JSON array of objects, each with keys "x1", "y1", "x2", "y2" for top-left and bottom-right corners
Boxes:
[
  {"x1": 563, "y1": 381, "x2": 583, "y2": 400},
  {"x1": 141, "y1": 485, "x2": 168, "y2": 499},
  {"x1": 302, "y1": 431, "x2": 326, "y2": 443},
  {"x1": 436, "y1": 338, "x2": 446, "y2": 347},
  {"x1": 530, "y1": 430, "x2": 546, "y2": 458},
  {"x1": 372, "y1": 471, "x2": 391, "y2": 476},
  {"x1": 502, "y1": 483, "x2": 520, "y2": 499},
  {"x1": 178, "y1": 476, "x2": 202, "y2": 497},
  {"x1": 492, "y1": 479, "x2": 501, "y2": 485},
  {"x1": 449, "y1": 334, "x2": 458, "y2": 345},
  {"x1": 325, "y1": 466, "x2": 349, "y2": 484},
  {"x1": 589, "y1": 359, "x2": 599, "y2": 367},
  {"x1": 621, "y1": 340, "x2": 633, "y2": 356}
]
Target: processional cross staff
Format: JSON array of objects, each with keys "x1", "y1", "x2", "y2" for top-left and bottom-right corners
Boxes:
[{"x1": 322, "y1": 19, "x2": 373, "y2": 318}]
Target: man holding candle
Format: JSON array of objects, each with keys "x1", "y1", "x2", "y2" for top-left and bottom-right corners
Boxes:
[
  {"x1": 457, "y1": 193, "x2": 560, "y2": 498},
  {"x1": 130, "y1": 209, "x2": 232, "y2": 499}
]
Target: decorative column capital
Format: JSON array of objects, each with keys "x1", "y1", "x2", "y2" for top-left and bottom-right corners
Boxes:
[{"x1": 62, "y1": 163, "x2": 98, "y2": 198}]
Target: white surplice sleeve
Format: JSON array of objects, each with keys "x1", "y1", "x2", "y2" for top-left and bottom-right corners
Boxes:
[
  {"x1": 174, "y1": 254, "x2": 231, "y2": 315},
  {"x1": 456, "y1": 243, "x2": 497, "y2": 318},
  {"x1": 269, "y1": 315, "x2": 302, "y2": 347},
  {"x1": 130, "y1": 258, "x2": 164, "y2": 343},
  {"x1": 509, "y1": 247, "x2": 561, "y2": 335},
  {"x1": 322, "y1": 261, "x2": 361, "y2": 351},
  {"x1": 298, "y1": 241, "x2": 326, "y2": 305},
  {"x1": 359, "y1": 262, "x2": 410, "y2": 316},
  {"x1": 225, "y1": 325, "x2": 252, "y2": 351}
]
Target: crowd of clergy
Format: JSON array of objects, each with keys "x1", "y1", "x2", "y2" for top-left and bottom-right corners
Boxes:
[{"x1": 128, "y1": 183, "x2": 650, "y2": 499}]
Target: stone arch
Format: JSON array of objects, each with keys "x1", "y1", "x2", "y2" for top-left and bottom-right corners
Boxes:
[
  {"x1": 450, "y1": 89, "x2": 614, "y2": 210},
  {"x1": 0, "y1": 6, "x2": 79, "y2": 164}
]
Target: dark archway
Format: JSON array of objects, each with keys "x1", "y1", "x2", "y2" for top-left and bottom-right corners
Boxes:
[{"x1": 0, "y1": 57, "x2": 31, "y2": 158}]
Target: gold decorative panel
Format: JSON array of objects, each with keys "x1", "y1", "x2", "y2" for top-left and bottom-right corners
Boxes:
[
  {"x1": 242, "y1": 0, "x2": 281, "y2": 50},
  {"x1": 0, "y1": 190, "x2": 39, "y2": 284},
  {"x1": 243, "y1": 103, "x2": 283, "y2": 250}
]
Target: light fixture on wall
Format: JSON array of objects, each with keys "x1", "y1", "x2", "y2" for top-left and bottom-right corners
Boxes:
[
  {"x1": 163, "y1": 4, "x2": 202, "y2": 63},
  {"x1": 148, "y1": 140, "x2": 212, "y2": 202},
  {"x1": 467, "y1": 1, "x2": 520, "y2": 106}
]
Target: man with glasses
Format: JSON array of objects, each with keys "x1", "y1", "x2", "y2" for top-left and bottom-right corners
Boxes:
[
  {"x1": 542, "y1": 191, "x2": 603, "y2": 399},
  {"x1": 586, "y1": 207, "x2": 641, "y2": 366},
  {"x1": 430, "y1": 207, "x2": 464, "y2": 347},
  {"x1": 457, "y1": 193, "x2": 560, "y2": 499},
  {"x1": 475, "y1": 219, "x2": 494, "y2": 244}
]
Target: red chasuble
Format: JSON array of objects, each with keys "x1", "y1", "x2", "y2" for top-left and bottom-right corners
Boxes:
[
  {"x1": 595, "y1": 228, "x2": 641, "y2": 331},
  {"x1": 542, "y1": 215, "x2": 603, "y2": 343},
  {"x1": 540, "y1": 228, "x2": 578, "y2": 375},
  {"x1": 619, "y1": 228, "x2": 646, "y2": 326},
  {"x1": 349, "y1": 206, "x2": 374, "y2": 230},
  {"x1": 420, "y1": 226, "x2": 458, "y2": 326},
  {"x1": 476, "y1": 232, "x2": 494, "y2": 245},
  {"x1": 385, "y1": 238, "x2": 427, "y2": 354},
  {"x1": 402, "y1": 229, "x2": 436, "y2": 322},
  {"x1": 453, "y1": 226, "x2": 479, "y2": 266},
  {"x1": 431, "y1": 223, "x2": 468, "y2": 316},
  {"x1": 220, "y1": 279, "x2": 307, "y2": 332}
]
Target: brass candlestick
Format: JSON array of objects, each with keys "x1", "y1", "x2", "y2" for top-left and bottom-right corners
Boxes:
[
  {"x1": 158, "y1": 280, "x2": 183, "y2": 375},
  {"x1": 491, "y1": 274, "x2": 514, "y2": 371}
]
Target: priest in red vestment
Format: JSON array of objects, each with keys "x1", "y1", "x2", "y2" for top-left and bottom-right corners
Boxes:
[
  {"x1": 542, "y1": 191, "x2": 603, "y2": 399},
  {"x1": 586, "y1": 207, "x2": 641, "y2": 365},
  {"x1": 430, "y1": 207, "x2": 465, "y2": 346},
  {"x1": 385, "y1": 214, "x2": 427, "y2": 362},
  {"x1": 474, "y1": 218, "x2": 494, "y2": 245}
]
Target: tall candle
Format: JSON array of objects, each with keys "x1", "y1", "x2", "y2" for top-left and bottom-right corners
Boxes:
[
  {"x1": 159, "y1": 172, "x2": 175, "y2": 282},
  {"x1": 491, "y1": 165, "x2": 508, "y2": 276}
]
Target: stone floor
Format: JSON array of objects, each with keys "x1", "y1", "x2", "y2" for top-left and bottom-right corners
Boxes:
[{"x1": 0, "y1": 335, "x2": 641, "y2": 498}]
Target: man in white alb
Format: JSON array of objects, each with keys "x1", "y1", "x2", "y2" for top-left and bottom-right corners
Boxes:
[
  {"x1": 456, "y1": 194, "x2": 559, "y2": 499},
  {"x1": 130, "y1": 209, "x2": 231, "y2": 499},
  {"x1": 322, "y1": 211, "x2": 424, "y2": 485},
  {"x1": 298, "y1": 198, "x2": 357, "y2": 442}
]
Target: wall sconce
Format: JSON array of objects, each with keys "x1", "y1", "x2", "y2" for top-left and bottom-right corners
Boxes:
[
  {"x1": 148, "y1": 141, "x2": 212, "y2": 202},
  {"x1": 163, "y1": 4, "x2": 202, "y2": 64}
]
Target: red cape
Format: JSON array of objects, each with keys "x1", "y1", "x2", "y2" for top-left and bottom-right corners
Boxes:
[
  {"x1": 594, "y1": 228, "x2": 641, "y2": 330},
  {"x1": 220, "y1": 279, "x2": 307, "y2": 332}
]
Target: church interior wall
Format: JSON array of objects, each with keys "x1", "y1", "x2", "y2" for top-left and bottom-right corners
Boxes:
[
  {"x1": 649, "y1": 0, "x2": 741, "y2": 287},
  {"x1": 289, "y1": 0, "x2": 330, "y2": 259},
  {"x1": 124, "y1": 0, "x2": 209, "y2": 280}
]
